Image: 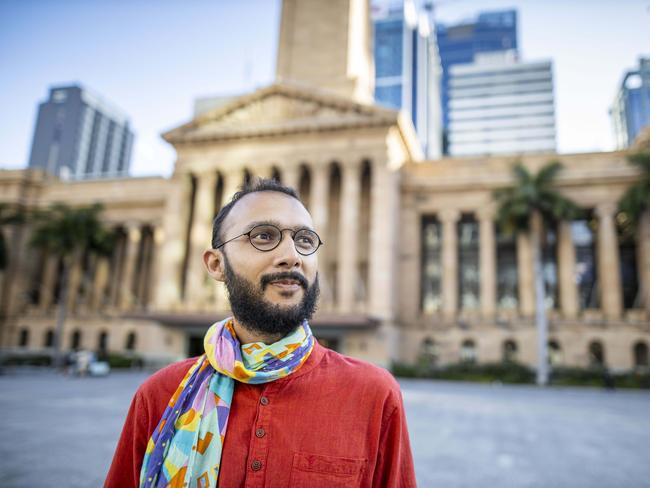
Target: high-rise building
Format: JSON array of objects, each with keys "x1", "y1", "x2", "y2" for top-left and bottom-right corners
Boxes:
[
  {"x1": 610, "y1": 57, "x2": 650, "y2": 149},
  {"x1": 373, "y1": 0, "x2": 442, "y2": 158},
  {"x1": 28, "y1": 85, "x2": 134, "y2": 179},
  {"x1": 447, "y1": 50, "x2": 556, "y2": 156},
  {"x1": 436, "y1": 9, "x2": 518, "y2": 153}
]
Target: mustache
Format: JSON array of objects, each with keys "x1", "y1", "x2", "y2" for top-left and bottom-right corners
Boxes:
[{"x1": 260, "y1": 271, "x2": 308, "y2": 290}]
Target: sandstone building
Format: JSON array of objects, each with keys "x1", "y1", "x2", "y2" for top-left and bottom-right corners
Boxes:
[{"x1": 1, "y1": 0, "x2": 649, "y2": 371}]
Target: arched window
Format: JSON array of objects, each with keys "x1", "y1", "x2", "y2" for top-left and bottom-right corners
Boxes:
[
  {"x1": 44, "y1": 329, "x2": 54, "y2": 348},
  {"x1": 633, "y1": 341, "x2": 648, "y2": 368},
  {"x1": 18, "y1": 328, "x2": 29, "y2": 347},
  {"x1": 270, "y1": 166, "x2": 282, "y2": 183},
  {"x1": 297, "y1": 164, "x2": 311, "y2": 205},
  {"x1": 421, "y1": 217, "x2": 442, "y2": 314},
  {"x1": 502, "y1": 339, "x2": 518, "y2": 362},
  {"x1": 588, "y1": 340, "x2": 605, "y2": 367},
  {"x1": 548, "y1": 339, "x2": 562, "y2": 366},
  {"x1": 98, "y1": 330, "x2": 109, "y2": 353},
  {"x1": 125, "y1": 331, "x2": 137, "y2": 352},
  {"x1": 71, "y1": 329, "x2": 82, "y2": 350},
  {"x1": 460, "y1": 339, "x2": 477, "y2": 363},
  {"x1": 418, "y1": 337, "x2": 438, "y2": 367}
]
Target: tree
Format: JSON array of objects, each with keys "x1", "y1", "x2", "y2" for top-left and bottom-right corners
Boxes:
[
  {"x1": 494, "y1": 161, "x2": 580, "y2": 385},
  {"x1": 618, "y1": 151, "x2": 650, "y2": 229},
  {"x1": 30, "y1": 203, "x2": 115, "y2": 367},
  {"x1": 0, "y1": 203, "x2": 26, "y2": 272}
]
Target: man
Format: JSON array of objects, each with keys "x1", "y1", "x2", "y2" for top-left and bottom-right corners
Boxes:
[{"x1": 105, "y1": 179, "x2": 416, "y2": 487}]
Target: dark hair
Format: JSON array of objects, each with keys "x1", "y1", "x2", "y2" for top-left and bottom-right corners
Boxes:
[{"x1": 211, "y1": 178, "x2": 302, "y2": 248}]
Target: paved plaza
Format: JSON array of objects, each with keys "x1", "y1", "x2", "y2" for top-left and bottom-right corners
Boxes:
[{"x1": 1, "y1": 369, "x2": 649, "y2": 487}]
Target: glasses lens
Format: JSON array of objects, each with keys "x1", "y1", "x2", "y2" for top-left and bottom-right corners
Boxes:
[
  {"x1": 249, "y1": 225, "x2": 281, "y2": 250},
  {"x1": 294, "y1": 229, "x2": 319, "y2": 254}
]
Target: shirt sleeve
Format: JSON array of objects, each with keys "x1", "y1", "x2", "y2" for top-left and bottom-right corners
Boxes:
[
  {"x1": 104, "y1": 388, "x2": 151, "y2": 488},
  {"x1": 372, "y1": 391, "x2": 417, "y2": 488}
]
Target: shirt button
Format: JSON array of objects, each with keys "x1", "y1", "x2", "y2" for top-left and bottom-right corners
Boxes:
[
  {"x1": 251, "y1": 460, "x2": 263, "y2": 471},
  {"x1": 260, "y1": 396, "x2": 269, "y2": 406},
  {"x1": 255, "y1": 428, "x2": 266, "y2": 438}
]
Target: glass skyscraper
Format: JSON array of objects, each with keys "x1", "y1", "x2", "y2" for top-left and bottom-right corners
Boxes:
[
  {"x1": 436, "y1": 9, "x2": 518, "y2": 153},
  {"x1": 373, "y1": 0, "x2": 442, "y2": 158},
  {"x1": 28, "y1": 85, "x2": 134, "y2": 179},
  {"x1": 610, "y1": 57, "x2": 650, "y2": 149}
]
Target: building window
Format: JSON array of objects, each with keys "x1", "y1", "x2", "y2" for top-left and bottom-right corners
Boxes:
[
  {"x1": 617, "y1": 213, "x2": 640, "y2": 309},
  {"x1": 18, "y1": 328, "x2": 29, "y2": 347},
  {"x1": 44, "y1": 329, "x2": 54, "y2": 348},
  {"x1": 548, "y1": 339, "x2": 562, "y2": 366},
  {"x1": 421, "y1": 217, "x2": 442, "y2": 313},
  {"x1": 458, "y1": 215, "x2": 480, "y2": 310},
  {"x1": 418, "y1": 337, "x2": 439, "y2": 368},
  {"x1": 460, "y1": 339, "x2": 477, "y2": 363},
  {"x1": 541, "y1": 225, "x2": 558, "y2": 309},
  {"x1": 125, "y1": 332, "x2": 137, "y2": 352},
  {"x1": 71, "y1": 329, "x2": 82, "y2": 350},
  {"x1": 588, "y1": 340, "x2": 605, "y2": 367},
  {"x1": 502, "y1": 339, "x2": 518, "y2": 362},
  {"x1": 633, "y1": 341, "x2": 648, "y2": 368},
  {"x1": 572, "y1": 215, "x2": 599, "y2": 309},
  {"x1": 98, "y1": 331, "x2": 109, "y2": 353},
  {"x1": 496, "y1": 225, "x2": 518, "y2": 308}
]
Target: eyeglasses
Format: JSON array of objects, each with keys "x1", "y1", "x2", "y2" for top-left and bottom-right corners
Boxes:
[{"x1": 215, "y1": 224, "x2": 324, "y2": 256}]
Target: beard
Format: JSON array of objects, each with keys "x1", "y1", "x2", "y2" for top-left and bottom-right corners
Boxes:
[{"x1": 222, "y1": 254, "x2": 319, "y2": 340}]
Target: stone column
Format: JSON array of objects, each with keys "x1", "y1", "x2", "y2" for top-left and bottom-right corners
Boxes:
[
  {"x1": 368, "y1": 160, "x2": 399, "y2": 320},
  {"x1": 557, "y1": 220, "x2": 579, "y2": 319},
  {"x1": 143, "y1": 226, "x2": 164, "y2": 309},
  {"x1": 39, "y1": 254, "x2": 59, "y2": 312},
  {"x1": 338, "y1": 161, "x2": 361, "y2": 312},
  {"x1": 119, "y1": 224, "x2": 142, "y2": 310},
  {"x1": 308, "y1": 163, "x2": 332, "y2": 309},
  {"x1": 638, "y1": 211, "x2": 650, "y2": 314},
  {"x1": 91, "y1": 256, "x2": 110, "y2": 311},
  {"x1": 517, "y1": 231, "x2": 535, "y2": 317},
  {"x1": 154, "y1": 173, "x2": 193, "y2": 310},
  {"x1": 212, "y1": 170, "x2": 244, "y2": 311},
  {"x1": 478, "y1": 209, "x2": 496, "y2": 319},
  {"x1": 440, "y1": 209, "x2": 460, "y2": 320},
  {"x1": 282, "y1": 165, "x2": 300, "y2": 194},
  {"x1": 65, "y1": 254, "x2": 83, "y2": 312},
  {"x1": 186, "y1": 171, "x2": 217, "y2": 309},
  {"x1": 596, "y1": 203, "x2": 623, "y2": 319}
]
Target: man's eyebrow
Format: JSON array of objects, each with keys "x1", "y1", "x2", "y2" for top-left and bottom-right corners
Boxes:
[{"x1": 245, "y1": 220, "x2": 315, "y2": 233}]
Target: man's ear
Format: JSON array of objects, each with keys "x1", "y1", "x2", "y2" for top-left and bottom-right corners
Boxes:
[{"x1": 203, "y1": 249, "x2": 226, "y2": 283}]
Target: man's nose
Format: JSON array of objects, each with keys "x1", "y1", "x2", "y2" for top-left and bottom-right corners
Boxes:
[{"x1": 273, "y1": 233, "x2": 301, "y2": 268}]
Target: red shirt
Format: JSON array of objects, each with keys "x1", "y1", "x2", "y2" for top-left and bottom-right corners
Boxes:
[{"x1": 105, "y1": 342, "x2": 416, "y2": 487}]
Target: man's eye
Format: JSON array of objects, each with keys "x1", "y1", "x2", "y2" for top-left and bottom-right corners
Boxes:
[
  {"x1": 253, "y1": 232, "x2": 273, "y2": 241},
  {"x1": 297, "y1": 235, "x2": 315, "y2": 245}
]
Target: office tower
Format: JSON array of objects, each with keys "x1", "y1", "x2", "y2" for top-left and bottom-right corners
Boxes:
[
  {"x1": 436, "y1": 9, "x2": 518, "y2": 153},
  {"x1": 610, "y1": 57, "x2": 650, "y2": 149},
  {"x1": 373, "y1": 0, "x2": 442, "y2": 158},
  {"x1": 28, "y1": 85, "x2": 134, "y2": 179},
  {"x1": 447, "y1": 50, "x2": 556, "y2": 156}
]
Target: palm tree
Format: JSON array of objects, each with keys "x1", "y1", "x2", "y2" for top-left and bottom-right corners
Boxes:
[
  {"x1": 618, "y1": 151, "x2": 650, "y2": 228},
  {"x1": 494, "y1": 161, "x2": 580, "y2": 385},
  {"x1": 0, "y1": 203, "x2": 26, "y2": 272},
  {"x1": 30, "y1": 203, "x2": 115, "y2": 367}
]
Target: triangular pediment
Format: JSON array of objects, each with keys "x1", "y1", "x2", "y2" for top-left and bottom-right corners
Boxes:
[{"x1": 163, "y1": 82, "x2": 399, "y2": 144}]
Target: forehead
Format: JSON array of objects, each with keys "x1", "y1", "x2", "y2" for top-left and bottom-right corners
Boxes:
[{"x1": 223, "y1": 191, "x2": 313, "y2": 233}]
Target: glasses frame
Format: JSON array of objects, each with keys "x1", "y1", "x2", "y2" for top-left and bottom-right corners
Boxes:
[{"x1": 215, "y1": 224, "x2": 324, "y2": 256}]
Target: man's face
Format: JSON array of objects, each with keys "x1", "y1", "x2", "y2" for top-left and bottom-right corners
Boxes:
[{"x1": 205, "y1": 191, "x2": 320, "y2": 337}]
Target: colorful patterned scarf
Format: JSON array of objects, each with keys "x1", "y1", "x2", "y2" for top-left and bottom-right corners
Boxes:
[{"x1": 139, "y1": 318, "x2": 314, "y2": 488}]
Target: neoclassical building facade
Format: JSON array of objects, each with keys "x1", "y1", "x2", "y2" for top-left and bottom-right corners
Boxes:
[{"x1": 1, "y1": 0, "x2": 649, "y2": 370}]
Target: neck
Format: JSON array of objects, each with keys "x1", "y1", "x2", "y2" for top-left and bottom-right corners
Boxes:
[{"x1": 231, "y1": 318, "x2": 284, "y2": 345}]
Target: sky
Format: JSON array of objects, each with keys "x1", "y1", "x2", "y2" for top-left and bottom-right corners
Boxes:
[{"x1": 0, "y1": 0, "x2": 648, "y2": 178}]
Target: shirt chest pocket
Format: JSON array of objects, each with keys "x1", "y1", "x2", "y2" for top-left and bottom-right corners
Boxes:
[{"x1": 289, "y1": 452, "x2": 367, "y2": 488}]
